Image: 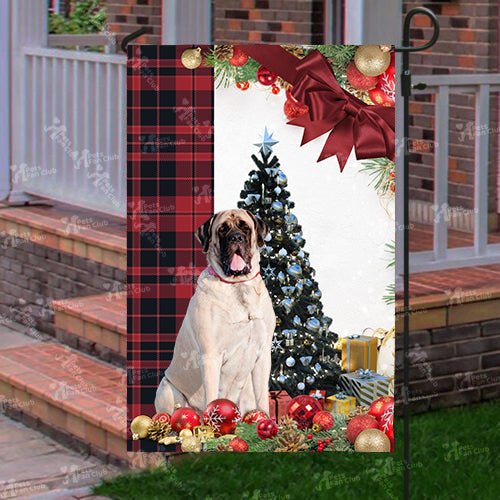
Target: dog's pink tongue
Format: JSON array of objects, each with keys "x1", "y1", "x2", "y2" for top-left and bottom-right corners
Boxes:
[{"x1": 230, "y1": 253, "x2": 246, "y2": 271}]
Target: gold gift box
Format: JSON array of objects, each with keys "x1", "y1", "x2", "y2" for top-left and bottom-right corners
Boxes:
[
  {"x1": 325, "y1": 393, "x2": 356, "y2": 414},
  {"x1": 341, "y1": 335, "x2": 378, "y2": 372}
]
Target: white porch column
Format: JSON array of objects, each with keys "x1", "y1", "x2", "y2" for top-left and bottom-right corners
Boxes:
[
  {"x1": 0, "y1": 1, "x2": 10, "y2": 200},
  {"x1": 162, "y1": 0, "x2": 212, "y2": 44},
  {"x1": 344, "y1": 0, "x2": 401, "y2": 44},
  {"x1": 9, "y1": 0, "x2": 47, "y2": 202}
]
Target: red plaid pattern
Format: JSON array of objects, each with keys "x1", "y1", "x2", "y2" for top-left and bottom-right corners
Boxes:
[{"x1": 127, "y1": 45, "x2": 213, "y2": 451}]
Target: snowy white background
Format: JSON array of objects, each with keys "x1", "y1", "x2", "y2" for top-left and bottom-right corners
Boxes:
[{"x1": 214, "y1": 85, "x2": 394, "y2": 337}]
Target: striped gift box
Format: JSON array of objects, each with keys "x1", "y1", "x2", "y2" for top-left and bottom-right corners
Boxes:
[{"x1": 339, "y1": 370, "x2": 390, "y2": 407}]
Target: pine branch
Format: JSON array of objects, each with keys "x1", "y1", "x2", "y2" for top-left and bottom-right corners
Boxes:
[
  {"x1": 385, "y1": 240, "x2": 395, "y2": 269},
  {"x1": 359, "y1": 158, "x2": 395, "y2": 195},
  {"x1": 383, "y1": 283, "x2": 396, "y2": 305}
]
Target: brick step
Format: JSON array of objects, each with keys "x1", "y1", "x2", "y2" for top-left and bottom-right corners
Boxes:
[
  {"x1": 0, "y1": 203, "x2": 125, "y2": 270},
  {"x1": 52, "y1": 293, "x2": 126, "y2": 367},
  {"x1": 0, "y1": 343, "x2": 129, "y2": 463}
]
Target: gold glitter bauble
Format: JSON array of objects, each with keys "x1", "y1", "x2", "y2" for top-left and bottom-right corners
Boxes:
[
  {"x1": 181, "y1": 47, "x2": 202, "y2": 69},
  {"x1": 181, "y1": 435, "x2": 203, "y2": 453},
  {"x1": 354, "y1": 45, "x2": 391, "y2": 77},
  {"x1": 179, "y1": 428, "x2": 193, "y2": 438},
  {"x1": 354, "y1": 428, "x2": 391, "y2": 452},
  {"x1": 130, "y1": 415, "x2": 153, "y2": 440}
]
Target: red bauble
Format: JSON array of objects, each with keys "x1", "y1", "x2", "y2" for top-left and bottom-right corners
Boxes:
[
  {"x1": 203, "y1": 398, "x2": 241, "y2": 435},
  {"x1": 379, "y1": 404, "x2": 394, "y2": 452},
  {"x1": 377, "y1": 55, "x2": 395, "y2": 105},
  {"x1": 229, "y1": 47, "x2": 249, "y2": 67},
  {"x1": 257, "y1": 65, "x2": 277, "y2": 86},
  {"x1": 170, "y1": 407, "x2": 201, "y2": 433},
  {"x1": 229, "y1": 437, "x2": 249, "y2": 452},
  {"x1": 271, "y1": 84, "x2": 280, "y2": 95},
  {"x1": 284, "y1": 90, "x2": 309, "y2": 121},
  {"x1": 346, "y1": 61, "x2": 379, "y2": 90},
  {"x1": 285, "y1": 395, "x2": 322, "y2": 430},
  {"x1": 152, "y1": 412, "x2": 171, "y2": 425},
  {"x1": 369, "y1": 87, "x2": 394, "y2": 107},
  {"x1": 346, "y1": 415, "x2": 378, "y2": 444},
  {"x1": 236, "y1": 81, "x2": 249, "y2": 91},
  {"x1": 312, "y1": 411, "x2": 335, "y2": 431},
  {"x1": 242, "y1": 409, "x2": 268, "y2": 425},
  {"x1": 368, "y1": 396, "x2": 394, "y2": 422},
  {"x1": 256, "y1": 418, "x2": 279, "y2": 439}
]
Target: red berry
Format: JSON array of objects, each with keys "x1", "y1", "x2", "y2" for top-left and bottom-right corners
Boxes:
[
  {"x1": 389, "y1": 171, "x2": 395, "y2": 179},
  {"x1": 390, "y1": 182, "x2": 395, "y2": 192},
  {"x1": 272, "y1": 84, "x2": 280, "y2": 95},
  {"x1": 316, "y1": 440, "x2": 322, "y2": 445},
  {"x1": 325, "y1": 438, "x2": 331, "y2": 444},
  {"x1": 307, "y1": 433, "x2": 313, "y2": 439}
]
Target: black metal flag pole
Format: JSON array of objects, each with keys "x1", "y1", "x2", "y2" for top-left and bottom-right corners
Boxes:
[{"x1": 395, "y1": 7, "x2": 439, "y2": 500}]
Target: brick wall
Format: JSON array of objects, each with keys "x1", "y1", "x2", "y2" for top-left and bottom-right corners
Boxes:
[
  {"x1": 102, "y1": 0, "x2": 162, "y2": 44},
  {"x1": 404, "y1": 0, "x2": 499, "y2": 220},
  {"x1": 0, "y1": 237, "x2": 125, "y2": 337},
  {"x1": 213, "y1": 0, "x2": 324, "y2": 44},
  {"x1": 395, "y1": 321, "x2": 500, "y2": 414}
]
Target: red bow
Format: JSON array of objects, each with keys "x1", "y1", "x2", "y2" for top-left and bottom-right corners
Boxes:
[{"x1": 236, "y1": 46, "x2": 395, "y2": 171}]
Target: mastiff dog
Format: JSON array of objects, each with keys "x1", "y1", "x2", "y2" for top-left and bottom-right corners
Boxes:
[{"x1": 155, "y1": 209, "x2": 276, "y2": 417}]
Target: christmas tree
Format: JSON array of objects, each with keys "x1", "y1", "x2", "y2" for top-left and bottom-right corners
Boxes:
[{"x1": 237, "y1": 129, "x2": 342, "y2": 398}]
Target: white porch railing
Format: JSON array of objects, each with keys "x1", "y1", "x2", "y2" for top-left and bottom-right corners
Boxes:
[
  {"x1": 400, "y1": 73, "x2": 500, "y2": 273},
  {"x1": 9, "y1": 0, "x2": 126, "y2": 217}
]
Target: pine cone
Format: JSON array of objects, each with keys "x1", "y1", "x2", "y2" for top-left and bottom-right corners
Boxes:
[
  {"x1": 281, "y1": 44, "x2": 305, "y2": 59},
  {"x1": 344, "y1": 82, "x2": 373, "y2": 105},
  {"x1": 215, "y1": 442, "x2": 233, "y2": 452},
  {"x1": 214, "y1": 44, "x2": 234, "y2": 62},
  {"x1": 278, "y1": 415, "x2": 298, "y2": 431},
  {"x1": 346, "y1": 405, "x2": 369, "y2": 424},
  {"x1": 147, "y1": 421, "x2": 171, "y2": 441},
  {"x1": 274, "y1": 432, "x2": 308, "y2": 452}
]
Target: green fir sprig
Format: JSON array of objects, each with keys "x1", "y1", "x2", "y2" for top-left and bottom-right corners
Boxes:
[
  {"x1": 383, "y1": 283, "x2": 396, "y2": 305},
  {"x1": 359, "y1": 158, "x2": 395, "y2": 195},
  {"x1": 203, "y1": 415, "x2": 353, "y2": 453},
  {"x1": 203, "y1": 45, "x2": 357, "y2": 89}
]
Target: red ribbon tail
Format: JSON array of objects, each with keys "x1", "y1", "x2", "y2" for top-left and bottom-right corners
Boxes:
[{"x1": 318, "y1": 117, "x2": 355, "y2": 171}]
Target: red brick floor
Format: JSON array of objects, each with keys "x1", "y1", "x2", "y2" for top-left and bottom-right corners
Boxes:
[
  {"x1": 410, "y1": 222, "x2": 500, "y2": 252},
  {"x1": 397, "y1": 263, "x2": 500, "y2": 301}
]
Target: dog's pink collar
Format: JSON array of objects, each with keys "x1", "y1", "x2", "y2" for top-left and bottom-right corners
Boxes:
[{"x1": 207, "y1": 266, "x2": 260, "y2": 284}]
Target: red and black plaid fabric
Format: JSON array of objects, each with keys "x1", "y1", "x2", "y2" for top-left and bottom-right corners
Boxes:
[{"x1": 127, "y1": 45, "x2": 213, "y2": 451}]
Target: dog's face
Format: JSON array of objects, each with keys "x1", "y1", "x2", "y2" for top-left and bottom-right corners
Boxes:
[{"x1": 196, "y1": 209, "x2": 269, "y2": 278}]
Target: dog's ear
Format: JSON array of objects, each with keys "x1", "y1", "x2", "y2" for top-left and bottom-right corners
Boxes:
[
  {"x1": 195, "y1": 215, "x2": 215, "y2": 253},
  {"x1": 245, "y1": 210, "x2": 269, "y2": 248}
]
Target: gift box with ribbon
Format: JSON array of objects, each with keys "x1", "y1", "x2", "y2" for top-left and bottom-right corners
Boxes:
[
  {"x1": 309, "y1": 390, "x2": 326, "y2": 409},
  {"x1": 325, "y1": 391, "x2": 356, "y2": 414},
  {"x1": 268, "y1": 390, "x2": 292, "y2": 420},
  {"x1": 341, "y1": 334, "x2": 378, "y2": 372},
  {"x1": 339, "y1": 369, "x2": 390, "y2": 407}
]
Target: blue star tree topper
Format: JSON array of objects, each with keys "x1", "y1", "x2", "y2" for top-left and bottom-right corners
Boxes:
[{"x1": 254, "y1": 127, "x2": 279, "y2": 155}]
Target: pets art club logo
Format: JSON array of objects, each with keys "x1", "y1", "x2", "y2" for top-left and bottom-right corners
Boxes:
[{"x1": 443, "y1": 441, "x2": 489, "y2": 462}]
